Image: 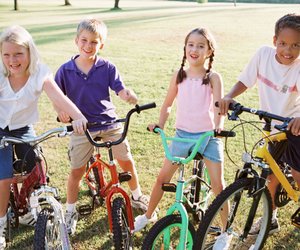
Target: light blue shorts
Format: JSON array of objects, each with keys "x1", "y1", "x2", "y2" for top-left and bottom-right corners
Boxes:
[{"x1": 169, "y1": 129, "x2": 223, "y2": 163}]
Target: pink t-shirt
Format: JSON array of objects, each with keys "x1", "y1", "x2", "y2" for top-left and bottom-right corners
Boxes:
[{"x1": 175, "y1": 78, "x2": 214, "y2": 133}]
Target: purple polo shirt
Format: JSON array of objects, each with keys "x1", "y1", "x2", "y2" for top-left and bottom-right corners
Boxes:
[{"x1": 55, "y1": 55, "x2": 125, "y2": 131}]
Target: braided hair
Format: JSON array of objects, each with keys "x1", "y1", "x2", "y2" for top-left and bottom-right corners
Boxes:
[{"x1": 176, "y1": 28, "x2": 216, "y2": 85}]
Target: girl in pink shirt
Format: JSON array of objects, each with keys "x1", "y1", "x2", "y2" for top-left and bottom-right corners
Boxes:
[{"x1": 134, "y1": 28, "x2": 229, "y2": 242}]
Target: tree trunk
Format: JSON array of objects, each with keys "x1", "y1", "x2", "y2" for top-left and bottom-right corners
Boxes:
[
  {"x1": 14, "y1": 0, "x2": 18, "y2": 10},
  {"x1": 114, "y1": 0, "x2": 120, "y2": 9},
  {"x1": 64, "y1": 0, "x2": 71, "y2": 6}
]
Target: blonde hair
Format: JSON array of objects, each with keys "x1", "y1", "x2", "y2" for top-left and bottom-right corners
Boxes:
[
  {"x1": 0, "y1": 25, "x2": 40, "y2": 77},
  {"x1": 77, "y1": 18, "x2": 107, "y2": 44}
]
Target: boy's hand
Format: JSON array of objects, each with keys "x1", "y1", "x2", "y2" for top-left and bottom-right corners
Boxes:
[
  {"x1": 218, "y1": 96, "x2": 235, "y2": 115},
  {"x1": 72, "y1": 117, "x2": 88, "y2": 135},
  {"x1": 57, "y1": 111, "x2": 71, "y2": 123},
  {"x1": 119, "y1": 89, "x2": 138, "y2": 105},
  {"x1": 287, "y1": 117, "x2": 300, "y2": 136}
]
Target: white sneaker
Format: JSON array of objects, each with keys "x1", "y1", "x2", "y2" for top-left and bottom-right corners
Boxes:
[
  {"x1": 134, "y1": 213, "x2": 157, "y2": 232},
  {"x1": 65, "y1": 210, "x2": 78, "y2": 235},
  {"x1": 131, "y1": 194, "x2": 150, "y2": 212},
  {"x1": 0, "y1": 218, "x2": 7, "y2": 250},
  {"x1": 212, "y1": 232, "x2": 232, "y2": 250},
  {"x1": 19, "y1": 212, "x2": 36, "y2": 226},
  {"x1": 249, "y1": 217, "x2": 280, "y2": 235}
]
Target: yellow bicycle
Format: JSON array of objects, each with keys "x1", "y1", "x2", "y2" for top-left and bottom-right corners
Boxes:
[{"x1": 195, "y1": 103, "x2": 300, "y2": 250}]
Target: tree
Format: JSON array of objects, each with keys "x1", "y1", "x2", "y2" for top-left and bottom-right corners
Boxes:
[
  {"x1": 113, "y1": 0, "x2": 120, "y2": 9},
  {"x1": 14, "y1": 0, "x2": 18, "y2": 10},
  {"x1": 64, "y1": 0, "x2": 71, "y2": 6}
]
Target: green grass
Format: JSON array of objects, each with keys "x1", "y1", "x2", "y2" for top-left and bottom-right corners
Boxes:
[{"x1": 1, "y1": 0, "x2": 300, "y2": 249}]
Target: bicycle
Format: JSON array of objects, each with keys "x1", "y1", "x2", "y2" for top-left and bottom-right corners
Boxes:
[
  {"x1": 195, "y1": 102, "x2": 300, "y2": 250},
  {"x1": 77, "y1": 103, "x2": 156, "y2": 250},
  {"x1": 0, "y1": 126, "x2": 73, "y2": 250},
  {"x1": 142, "y1": 127, "x2": 235, "y2": 250}
]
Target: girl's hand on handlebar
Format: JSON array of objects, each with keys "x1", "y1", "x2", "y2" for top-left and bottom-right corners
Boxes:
[
  {"x1": 148, "y1": 123, "x2": 160, "y2": 132},
  {"x1": 287, "y1": 117, "x2": 300, "y2": 136}
]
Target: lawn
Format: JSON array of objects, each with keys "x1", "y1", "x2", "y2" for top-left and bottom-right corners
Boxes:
[{"x1": 1, "y1": 0, "x2": 299, "y2": 249}]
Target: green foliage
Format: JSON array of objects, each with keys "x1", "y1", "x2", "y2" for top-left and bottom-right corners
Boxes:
[{"x1": 1, "y1": 0, "x2": 299, "y2": 249}]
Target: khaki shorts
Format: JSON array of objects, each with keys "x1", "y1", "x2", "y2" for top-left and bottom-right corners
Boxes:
[{"x1": 68, "y1": 126, "x2": 132, "y2": 169}]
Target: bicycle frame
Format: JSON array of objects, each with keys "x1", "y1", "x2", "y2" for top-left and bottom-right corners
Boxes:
[{"x1": 85, "y1": 152, "x2": 134, "y2": 232}]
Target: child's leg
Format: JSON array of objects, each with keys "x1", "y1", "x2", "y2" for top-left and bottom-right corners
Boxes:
[
  {"x1": 66, "y1": 165, "x2": 86, "y2": 204},
  {"x1": 145, "y1": 158, "x2": 177, "y2": 219},
  {"x1": 0, "y1": 179, "x2": 11, "y2": 217},
  {"x1": 117, "y1": 158, "x2": 138, "y2": 192},
  {"x1": 205, "y1": 158, "x2": 229, "y2": 230},
  {"x1": 291, "y1": 168, "x2": 300, "y2": 188}
]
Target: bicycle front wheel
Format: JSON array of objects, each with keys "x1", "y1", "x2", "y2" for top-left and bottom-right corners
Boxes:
[
  {"x1": 33, "y1": 208, "x2": 71, "y2": 250},
  {"x1": 112, "y1": 197, "x2": 133, "y2": 250},
  {"x1": 195, "y1": 178, "x2": 272, "y2": 250},
  {"x1": 142, "y1": 214, "x2": 195, "y2": 250}
]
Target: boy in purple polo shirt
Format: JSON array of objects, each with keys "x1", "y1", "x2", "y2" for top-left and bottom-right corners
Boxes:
[{"x1": 55, "y1": 18, "x2": 150, "y2": 235}]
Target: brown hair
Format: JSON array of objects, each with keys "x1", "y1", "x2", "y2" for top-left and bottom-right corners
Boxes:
[{"x1": 176, "y1": 28, "x2": 216, "y2": 85}]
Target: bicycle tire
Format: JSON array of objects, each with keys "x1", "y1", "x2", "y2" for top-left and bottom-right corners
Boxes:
[
  {"x1": 87, "y1": 161, "x2": 102, "y2": 206},
  {"x1": 112, "y1": 197, "x2": 133, "y2": 250},
  {"x1": 195, "y1": 178, "x2": 272, "y2": 250},
  {"x1": 142, "y1": 214, "x2": 195, "y2": 250},
  {"x1": 33, "y1": 208, "x2": 71, "y2": 250}
]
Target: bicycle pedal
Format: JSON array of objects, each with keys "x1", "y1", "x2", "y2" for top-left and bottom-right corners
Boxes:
[
  {"x1": 291, "y1": 207, "x2": 300, "y2": 228},
  {"x1": 78, "y1": 204, "x2": 92, "y2": 216},
  {"x1": 162, "y1": 183, "x2": 176, "y2": 193},
  {"x1": 119, "y1": 172, "x2": 132, "y2": 183}
]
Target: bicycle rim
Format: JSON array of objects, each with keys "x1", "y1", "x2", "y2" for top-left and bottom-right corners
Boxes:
[
  {"x1": 142, "y1": 214, "x2": 195, "y2": 250},
  {"x1": 195, "y1": 178, "x2": 272, "y2": 250}
]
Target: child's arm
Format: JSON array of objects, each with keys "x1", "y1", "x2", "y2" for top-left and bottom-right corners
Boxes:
[
  {"x1": 148, "y1": 72, "x2": 178, "y2": 131},
  {"x1": 218, "y1": 81, "x2": 248, "y2": 115},
  {"x1": 118, "y1": 88, "x2": 138, "y2": 105},
  {"x1": 211, "y1": 72, "x2": 224, "y2": 132},
  {"x1": 43, "y1": 77, "x2": 87, "y2": 134}
]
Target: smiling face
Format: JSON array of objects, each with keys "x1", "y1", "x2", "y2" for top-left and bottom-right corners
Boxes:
[
  {"x1": 1, "y1": 41, "x2": 30, "y2": 77},
  {"x1": 273, "y1": 27, "x2": 300, "y2": 65},
  {"x1": 75, "y1": 30, "x2": 103, "y2": 61},
  {"x1": 185, "y1": 32, "x2": 212, "y2": 67}
]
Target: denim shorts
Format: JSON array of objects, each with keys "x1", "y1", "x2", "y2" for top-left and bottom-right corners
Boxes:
[
  {"x1": 0, "y1": 125, "x2": 37, "y2": 180},
  {"x1": 169, "y1": 129, "x2": 223, "y2": 163}
]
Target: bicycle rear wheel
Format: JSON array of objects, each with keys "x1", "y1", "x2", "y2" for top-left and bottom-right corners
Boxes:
[
  {"x1": 86, "y1": 160, "x2": 103, "y2": 206},
  {"x1": 33, "y1": 208, "x2": 71, "y2": 250},
  {"x1": 142, "y1": 214, "x2": 195, "y2": 250},
  {"x1": 112, "y1": 197, "x2": 133, "y2": 250},
  {"x1": 195, "y1": 178, "x2": 272, "y2": 250}
]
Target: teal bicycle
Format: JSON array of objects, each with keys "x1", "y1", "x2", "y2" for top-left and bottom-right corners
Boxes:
[{"x1": 142, "y1": 128, "x2": 235, "y2": 250}]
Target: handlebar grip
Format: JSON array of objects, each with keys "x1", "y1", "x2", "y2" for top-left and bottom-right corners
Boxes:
[
  {"x1": 136, "y1": 102, "x2": 156, "y2": 113},
  {"x1": 66, "y1": 125, "x2": 73, "y2": 132},
  {"x1": 215, "y1": 101, "x2": 236, "y2": 110},
  {"x1": 215, "y1": 130, "x2": 236, "y2": 137}
]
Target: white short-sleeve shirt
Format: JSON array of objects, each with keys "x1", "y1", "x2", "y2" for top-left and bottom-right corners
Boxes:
[
  {"x1": 0, "y1": 63, "x2": 52, "y2": 130},
  {"x1": 239, "y1": 46, "x2": 300, "y2": 118}
]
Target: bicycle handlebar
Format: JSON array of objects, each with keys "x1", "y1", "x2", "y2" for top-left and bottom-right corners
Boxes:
[
  {"x1": 216, "y1": 102, "x2": 293, "y2": 131},
  {"x1": 0, "y1": 126, "x2": 73, "y2": 148},
  {"x1": 153, "y1": 127, "x2": 235, "y2": 164},
  {"x1": 84, "y1": 102, "x2": 156, "y2": 148}
]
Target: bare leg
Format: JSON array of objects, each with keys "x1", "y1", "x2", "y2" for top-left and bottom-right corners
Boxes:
[
  {"x1": 145, "y1": 158, "x2": 178, "y2": 219},
  {"x1": 67, "y1": 166, "x2": 86, "y2": 204},
  {"x1": 0, "y1": 179, "x2": 11, "y2": 217},
  {"x1": 117, "y1": 159, "x2": 138, "y2": 191},
  {"x1": 267, "y1": 173, "x2": 280, "y2": 210},
  {"x1": 204, "y1": 158, "x2": 229, "y2": 230}
]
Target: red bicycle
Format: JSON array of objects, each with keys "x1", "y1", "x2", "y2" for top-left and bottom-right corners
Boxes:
[
  {"x1": 78, "y1": 103, "x2": 156, "y2": 250},
  {"x1": 1, "y1": 126, "x2": 73, "y2": 250}
]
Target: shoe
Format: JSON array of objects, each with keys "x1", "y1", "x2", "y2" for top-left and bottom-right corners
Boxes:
[
  {"x1": 212, "y1": 232, "x2": 232, "y2": 250},
  {"x1": 131, "y1": 194, "x2": 150, "y2": 211},
  {"x1": 249, "y1": 217, "x2": 280, "y2": 235},
  {"x1": 134, "y1": 213, "x2": 157, "y2": 232},
  {"x1": 19, "y1": 212, "x2": 36, "y2": 226},
  {"x1": 0, "y1": 218, "x2": 7, "y2": 250},
  {"x1": 65, "y1": 210, "x2": 78, "y2": 235}
]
